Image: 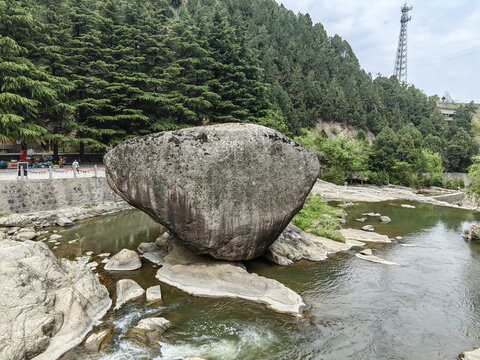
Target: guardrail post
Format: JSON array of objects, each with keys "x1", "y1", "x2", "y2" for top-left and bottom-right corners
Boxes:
[
  {"x1": 20, "y1": 165, "x2": 24, "y2": 180},
  {"x1": 94, "y1": 164, "x2": 98, "y2": 177},
  {"x1": 49, "y1": 166, "x2": 52, "y2": 179},
  {"x1": 73, "y1": 168, "x2": 77, "y2": 178}
]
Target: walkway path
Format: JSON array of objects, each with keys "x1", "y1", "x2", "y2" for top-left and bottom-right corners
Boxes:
[{"x1": 0, "y1": 164, "x2": 105, "y2": 180}]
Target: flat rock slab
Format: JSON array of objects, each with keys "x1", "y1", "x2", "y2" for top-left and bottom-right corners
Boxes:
[
  {"x1": 266, "y1": 225, "x2": 365, "y2": 266},
  {"x1": 156, "y1": 244, "x2": 306, "y2": 316},
  {"x1": 104, "y1": 249, "x2": 141, "y2": 271},
  {"x1": 340, "y1": 228, "x2": 391, "y2": 243},
  {"x1": 105, "y1": 123, "x2": 320, "y2": 261},
  {"x1": 355, "y1": 253, "x2": 400, "y2": 266}
]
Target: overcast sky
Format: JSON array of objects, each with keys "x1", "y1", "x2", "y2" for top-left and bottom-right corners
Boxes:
[{"x1": 279, "y1": 0, "x2": 480, "y2": 103}]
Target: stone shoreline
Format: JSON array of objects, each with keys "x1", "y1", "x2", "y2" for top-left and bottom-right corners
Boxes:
[{"x1": 312, "y1": 180, "x2": 477, "y2": 210}]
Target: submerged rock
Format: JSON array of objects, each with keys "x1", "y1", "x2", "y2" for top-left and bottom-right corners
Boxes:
[
  {"x1": 359, "y1": 248, "x2": 372, "y2": 255},
  {"x1": 355, "y1": 253, "x2": 400, "y2": 266},
  {"x1": 340, "y1": 228, "x2": 391, "y2": 243},
  {"x1": 362, "y1": 212, "x2": 381, "y2": 217},
  {"x1": 104, "y1": 249, "x2": 142, "y2": 271},
  {"x1": 464, "y1": 224, "x2": 480, "y2": 242},
  {"x1": 380, "y1": 216, "x2": 391, "y2": 223},
  {"x1": 126, "y1": 317, "x2": 172, "y2": 345},
  {"x1": 156, "y1": 243, "x2": 306, "y2": 316},
  {"x1": 105, "y1": 123, "x2": 320, "y2": 261},
  {"x1": 114, "y1": 279, "x2": 145, "y2": 310},
  {"x1": 83, "y1": 328, "x2": 113, "y2": 353},
  {"x1": 0, "y1": 240, "x2": 111, "y2": 360},
  {"x1": 361, "y1": 225, "x2": 375, "y2": 232},
  {"x1": 401, "y1": 204, "x2": 416, "y2": 209}
]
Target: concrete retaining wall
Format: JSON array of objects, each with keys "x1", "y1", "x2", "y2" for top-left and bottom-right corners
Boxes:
[
  {"x1": 0, "y1": 177, "x2": 121, "y2": 214},
  {"x1": 442, "y1": 172, "x2": 470, "y2": 187},
  {"x1": 431, "y1": 192, "x2": 465, "y2": 204}
]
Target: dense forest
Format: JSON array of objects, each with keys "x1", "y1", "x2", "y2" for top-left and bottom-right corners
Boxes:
[{"x1": 0, "y1": 0, "x2": 478, "y2": 183}]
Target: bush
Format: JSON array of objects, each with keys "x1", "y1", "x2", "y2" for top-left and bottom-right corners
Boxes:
[
  {"x1": 445, "y1": 178, "x2": 465, "y2": 189},
  {"x1": 292, "y1": 194, "x2": 345, "y2": 242},
  {"x1": 368, "y1": 171, "x2": 389, "y2": 185}
]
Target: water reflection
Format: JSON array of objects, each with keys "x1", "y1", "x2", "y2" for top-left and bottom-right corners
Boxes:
[{"x1": 55, "y1": 203, "x2": 480, "y2": 360}]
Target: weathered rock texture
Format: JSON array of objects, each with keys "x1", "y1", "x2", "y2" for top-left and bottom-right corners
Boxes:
[
  {"x1": 105, "y1": 123, "x2": 320, "y2": 260},
  {"x1": 114, "y1": 279, "x2": 145, "y2": 309},
  {"x1": 266, "y1": 225, "x2": 365, "y2": 266},
  {"x1": 104, "y1": 249, "x2": 142, "y2": 271},
  {"x1": 155, "y1": 244, "x2": 306, "y2": 316},
  {"x1": 464, "y1": 224, "x2": 480, "y2": 242},
  {"x1": 0, "y1": 240, "x2": 111, "y2": 360}
]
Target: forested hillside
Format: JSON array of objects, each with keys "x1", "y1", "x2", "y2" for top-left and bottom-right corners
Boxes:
[{"x1": 0, "y1": 0, "x2": 477, "y2": 177}]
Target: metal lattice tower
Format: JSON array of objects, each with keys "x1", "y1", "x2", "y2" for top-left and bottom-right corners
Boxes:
[{"x1": 393, "y1": 3, "x2": 412, "y2": 83}]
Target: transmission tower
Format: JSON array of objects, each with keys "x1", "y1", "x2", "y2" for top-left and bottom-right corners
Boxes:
[{"x1": 393, "y1": 3, "x2": 412, "y2": 83}]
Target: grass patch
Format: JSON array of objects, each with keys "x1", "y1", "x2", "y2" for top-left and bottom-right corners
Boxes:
[
  {"x1": 292, "y1": 194, "x2": 345, "y2": 242},
  {"x1": 83, "y1": 204, "x2": 94, "y2": 209}
]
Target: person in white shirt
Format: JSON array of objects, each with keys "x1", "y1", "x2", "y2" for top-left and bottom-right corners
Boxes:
[{"x1": 72, "y1": 160, "x2": 79, "y2": 174}]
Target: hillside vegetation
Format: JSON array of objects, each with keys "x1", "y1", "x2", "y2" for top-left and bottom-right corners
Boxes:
[{"x1": 0, "y1": 0, "x2": 477, "y2": 180}]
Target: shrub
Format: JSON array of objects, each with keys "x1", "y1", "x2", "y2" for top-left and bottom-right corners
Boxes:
[{"x1": 292, "y1": 194, "x2": 345, "y2": 242}]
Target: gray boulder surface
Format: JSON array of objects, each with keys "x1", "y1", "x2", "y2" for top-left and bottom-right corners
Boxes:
[
  {"x1": 126, "y1": 317, "x2": 172, "y2": 345},
  {"x1": 464, "y1": 224, "x2": 480, "y2": 242},
  {"x1": 266, "y1": 225, "x2": 365, "y2": 266},
  {"x1": 114, "y1": 279, "x2": 145, "y2": 309},
  {"x1": 104, "y1": 249, "x2": 142, "y2": 271},
  {"x1": 105, "y1": 123, "x2": 320, "y2": 261},
  {"x1": 0, "y1": 240, "x2": 111, "y2": 360}
]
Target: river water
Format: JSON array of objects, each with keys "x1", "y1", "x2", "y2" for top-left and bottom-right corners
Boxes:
[{"x1": 57, "y1": 201, "x2": 480, "y2": 360}]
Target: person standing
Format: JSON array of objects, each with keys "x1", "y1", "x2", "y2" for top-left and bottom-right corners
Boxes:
[{"x1": 72, "y1": 159, "x2": 79, "y2": 175}]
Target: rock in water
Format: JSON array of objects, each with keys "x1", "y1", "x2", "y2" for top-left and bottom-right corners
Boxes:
[
  {"x1": 0, "y1": 240, "x2": 111, "y2": 360},
  {"x1": 105, "y1": 124, "x2": 320, "y2": 261},
  {"x1": 464, "y1": 224, "x2": 480, "y2": 242}
]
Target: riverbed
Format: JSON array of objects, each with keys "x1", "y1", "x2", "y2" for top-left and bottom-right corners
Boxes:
[{"x1": 55, "y1": 201, "x2": 480, "y2": 360}]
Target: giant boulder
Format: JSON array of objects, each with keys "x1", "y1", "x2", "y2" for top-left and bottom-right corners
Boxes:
[{"x1": 105, "y1": 123, "x2": 320, "y2": 260}]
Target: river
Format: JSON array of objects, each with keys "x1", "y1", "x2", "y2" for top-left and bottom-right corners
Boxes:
[{"x1": 56, "y1": 201, "x2": 480, "y2": 360}]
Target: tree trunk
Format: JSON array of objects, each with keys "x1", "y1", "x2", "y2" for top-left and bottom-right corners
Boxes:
[
  {"x1": 53, "y1": 142, "x2": 59, "y2": 162},
  {"x1": 79, "y1": 141, "x2": 85, "y2": 162}
]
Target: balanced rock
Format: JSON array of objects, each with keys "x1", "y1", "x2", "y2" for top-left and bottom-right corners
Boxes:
[{"x1": 105, "y1": 123, "x2": 320, "y2": 261}]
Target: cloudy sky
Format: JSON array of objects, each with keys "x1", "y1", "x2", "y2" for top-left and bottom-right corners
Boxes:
[{"x1": 279, "y1": 0, "x2": 480, "y2": 103}]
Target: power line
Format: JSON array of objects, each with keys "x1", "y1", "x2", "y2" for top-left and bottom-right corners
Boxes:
[{"x1": 410, "y1": 44, "x2": 480, "y2": 70}]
